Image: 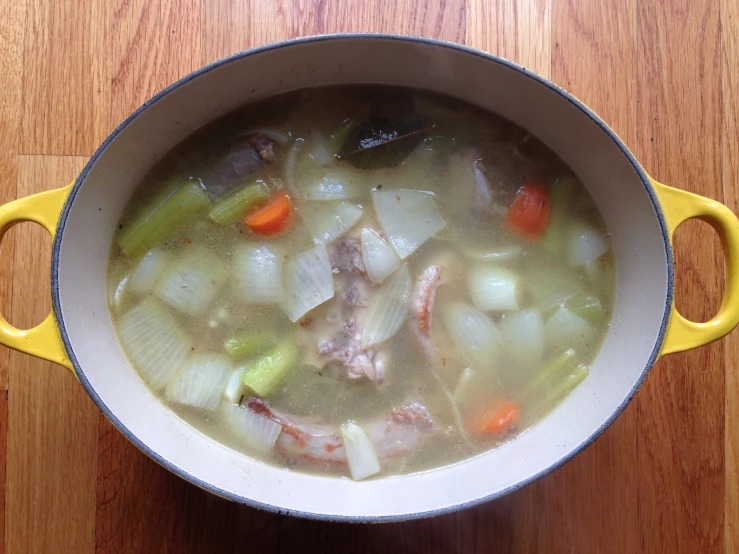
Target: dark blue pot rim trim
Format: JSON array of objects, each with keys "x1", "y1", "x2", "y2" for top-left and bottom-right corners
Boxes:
[{"x1": 50, "y1": 33, "x2": 674, "y2": 523}]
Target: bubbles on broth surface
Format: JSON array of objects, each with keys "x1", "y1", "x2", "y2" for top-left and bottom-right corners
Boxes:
[{"x1": 108, "y1": 85, "x2": 615, "y2": 480}]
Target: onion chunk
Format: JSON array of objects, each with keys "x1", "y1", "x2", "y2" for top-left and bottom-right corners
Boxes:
[
  {"x1": 118, "y1": 300, "x2": 190, "y2": 389},
  {"x1": 361, "y1": 228, "x2": 400, "y2": 284},
  {"x1": 283, "y1": 245, "x2": 335, "y2": 322},
  {"x1": 233, "y1": 244, "x2": 284, "y2": 304},
  {"x1": 361, "y1": 264, "x2": 412, "y2": 348},
  {"x1": 373, "y1": 190, "x2": 446, "y2": 259}
]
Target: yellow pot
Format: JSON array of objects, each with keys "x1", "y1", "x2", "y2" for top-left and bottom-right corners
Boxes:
[{"x1": 1, "y1": 35, "x2": 738, "y2": 521}]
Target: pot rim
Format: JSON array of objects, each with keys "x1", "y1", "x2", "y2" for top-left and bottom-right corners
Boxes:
[{"x1": 50, "y1": 33, "x2": 674, "y2": 522}]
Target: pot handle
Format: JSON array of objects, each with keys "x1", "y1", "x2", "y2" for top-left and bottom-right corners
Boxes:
[
  {"x1": 652, "y1": 179, "x2": 739, "y2": 356},
  {"x1": 0, "y1": 185, "x2": 74, "y2": 372}
]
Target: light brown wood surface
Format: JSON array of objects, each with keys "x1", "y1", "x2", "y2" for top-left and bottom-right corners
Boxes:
[{"x1": 0, "y1": 0, "x2": 736, "y2": 551}]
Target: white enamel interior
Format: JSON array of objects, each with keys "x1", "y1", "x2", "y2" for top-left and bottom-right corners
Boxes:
[{"x1": 55, "y1": 37, "x2": 669, "y2": 520}]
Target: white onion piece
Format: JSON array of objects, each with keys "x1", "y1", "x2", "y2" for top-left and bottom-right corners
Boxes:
[
  {"x1": 304, "y1": 167, "x2": 363, "y2": 200},
  {"x1": 499, "y1": 309, "x2": 545, "y2": 368},
  {"x1": 361, "y1": 228, "x2": 400, "y2": 284},
  {"x1": 155, "y1": 247, "x2": 225, "y2": 316},
  {"x1": 308, "y1": 131, "x2": 333, "y2": 166},
  {"x1": 373, "y1": 191, "x2": 446, "y2": 259},
  {"x1": 300, "y1": 201, "x2": 363, "y2": 244},
  {"x1": 118, "y1": 300, "x2": 190, "y2": 389},
  {"x1": 223, "y1": 367, "x2": 247, "y2": 404},
  {"x1": 360, "y1": 264, "x2": 412, "y2": 348},
  {"x1": 527, "y1": 261, "x2": 586, "y2": 313},
  {"x1": 166, "y1": 353, "x2": 232, "y2": 410},
  {"x1": 108, "y1": 273, "x2": 129, "y2": 314},
  {"x1": 233, "y1": 244, "x2": 284, "y2": 304},
  {"x1": 242, "y1": 127, "x2": 290, "y2": 145},
  {"x1": 452, "y1": 367, "x2": 490, "y2": 419},
  {"x1": 340, "y1": 421, "x2": 381, "y2": 481},
  {"x1": 544, "y1": 307, "x2": 595, "y2": 350},
  {"x1": 567, "y1": 221, "x2": 609, "y2": 266},
  {"x1": 443, "y1": 302, "x2": 503, "y2": 367},
  {"x1": 129, "y1": 249, "x2": 170, "y2": 295},
  {"x1": 222, "y1": 403, "x2": 283, "y2": 452},
  {"x1": 283, "y1": 244, "x2": 335, "y2": 322},
  {"x1": 468, "y1": 265, "x2": 519, "y2": 311}
]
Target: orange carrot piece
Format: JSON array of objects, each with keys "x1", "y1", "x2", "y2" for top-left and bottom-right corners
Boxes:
[
  {"x1": 244, "y1": 193, "x2": 292, "y2": 235},
  {"x1": 474, "y1": 400, "x2": 521, "y2": 435},
  {"x1": 505, "y1": 181, "x2": 551, "y2": 241}
]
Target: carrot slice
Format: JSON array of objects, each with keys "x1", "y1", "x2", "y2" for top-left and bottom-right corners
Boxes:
[
  {"x1": 244, "y1": 193, "x2": 292, "y2": 235},
  {"x1": 473, "y1": 400, "x2": 520, "y2": 435},
  {"x1": 505, "y1": 181, "x2": 551, "y2": 241}
]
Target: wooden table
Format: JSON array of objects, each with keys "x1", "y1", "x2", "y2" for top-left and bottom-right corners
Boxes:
[{"x1": 0, "y1": 0, "x2": 736, "y2": 552}]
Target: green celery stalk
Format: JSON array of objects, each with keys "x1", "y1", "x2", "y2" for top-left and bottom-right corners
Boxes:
[
  {"x1": 117, "y1": 181, "x2": 210, "y2": 256},
  {"x1": 241, "y1": 340, "x2": 299, "y2": 396},
  {"x1": 565, "y1": 293, "x2": 605, "y2": 324},
  {"x1": 540, "y1": 175, "x2": 575, "y2": 254},
  {"x1": 541, "y1": 363, "x2": 590, "y2": 409},
  {"x1": 209, "y1": 181, "x2": 270, "y2": 225},
  {"x1": 329, "y1": 105, "x2": 370, "y2": 151},
  {"x1": 521, "y1": 349, "x2": 576, "y2": 402},
  {"x1": 223, "y1": 330, "x2": 275, "y2": 358}
]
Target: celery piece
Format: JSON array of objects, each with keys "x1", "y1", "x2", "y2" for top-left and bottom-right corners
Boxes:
[
  {"x1": 521, "y1": 349, "x2": 576, "y2": 402},
  {"x1": 209, "y1": 182, "x2": 270, "y2": 225},
  {"x1": 223, "y1": 330, "x2": 275, "y2": 358},
  {"x1": 329, "y1": 105, "x2": 370, "y2": 151},
  {"x1": 541, "y1": 363, "x2": 590, "y2": 409},
  {"x1": 117, "y1": 182, "x2": 210, "y2": 256},
  {"x1": 565, "y1": 293, "x2": 605, "y2": 325},
  {"x1": 540, "y1": 176, "x2": 576, "y2": 254},
  {"x1": 241, "y1": 340, "x2": 299, "y2": 396}
]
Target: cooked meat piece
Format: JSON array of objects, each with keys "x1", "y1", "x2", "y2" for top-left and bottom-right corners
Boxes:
[
  {"x1": 392, "y1": 402, "x2": 435, "y2": 429},
  {"x1": 343, "y1": 280, "x2": 372, "y2": 307},
  {"x1": 311, "y1": 240, "x2": 386, "y2": 383},
  {"x1": 217, "y1": 140, "x2": 262, "y2": 183},
  {"x1": 411, "y1": 265, "x2": 442, "y2": 361},
  {"x1": 247, "y1": 134, "x2": 276, "y2": 161},
  {"x1": 345, "y1": 287, "x2": 359, "y2": 305},
  {"x1": 317, "y1": 317, "x2": 387, "y2": 384},
  {"x1": 209, "y1": 134, "x2": 276, "y2": 200},
  {"x1": 246, "y1": 397, "x2": 434, "y2": 465},
  {"x1": 329, "y1": 238, "x2": 365, "y2": 275}
]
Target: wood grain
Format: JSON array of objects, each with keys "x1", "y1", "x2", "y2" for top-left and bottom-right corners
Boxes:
[
  {"x1": 19, "y1": 0, "x2": 111, "y2": 156},
  {"x1": 466, "y1": 0, "x2": 551, "y2": 78},
  {"x1": 542, "y1": 2, "x2": 640, "y2": 552},
  {"x1": 0, "y1": 0, "x2": 737, "y2": 552},
  {"x1": 95, "y1": 417, "x2": 189, "y2": 554},
  {"x1": 722, "y1": 0, "x2": 739, "y2": 550},
  {"x1": 0, "y1": 394, "x2": 7, "y2": 553},
  {"x1": 0, "y1": 0, "x2": 26, "y2": 391},
  {"x1": 636, "y1": 0, "x2": 724, "y2": 552},
  {"x1": 6, "y1": 156, "x2": 100, "y2": 554},
  {"x1": 110, "y1": 0, "x2": 203, "y2": 127}
]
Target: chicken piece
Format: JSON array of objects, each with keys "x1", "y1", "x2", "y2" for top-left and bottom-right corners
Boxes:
[
  {"x1": 411, "y1": 265, "x2": 443, "y2": 361},
  {"x1": 247, "y1": 398, "x2": 434, "y2": 465},
  {"x1": 317, "y1": 317, "x2": 387, "y2": 383},
  {"x1": 329, "y1": 237, "x2": 365, "y2": 276},
  {"x1": 247, "y1": 134, "x2": 276, "y2": 161}
]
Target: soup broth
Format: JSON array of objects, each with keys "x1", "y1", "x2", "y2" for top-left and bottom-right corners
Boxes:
[{"x1": 108, "y1": 86, "x2": 616, "y2": 480}]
